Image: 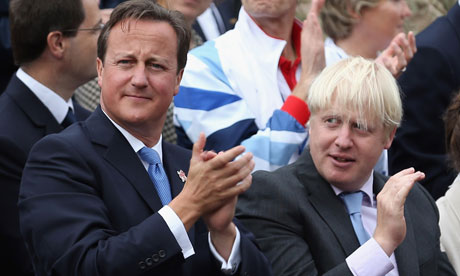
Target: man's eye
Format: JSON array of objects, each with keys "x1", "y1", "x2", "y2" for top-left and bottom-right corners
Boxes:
[
  {"x1": 118, "y1": 60, "x2": 132, "y2": 65},
  {"x1": 325, "y1": 118, "x2": 338, "y2": 124},
  {"x1": 353, "y1": 122, "x2": 368, "y2": 132},
  {"x1": 149, "y1": 63, "x2": 164, "y2": 70}
]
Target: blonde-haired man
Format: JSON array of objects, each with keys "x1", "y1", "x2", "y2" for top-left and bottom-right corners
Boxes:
[{"x1": 237, "y1": 57, "x2": 455, "y2": 275}]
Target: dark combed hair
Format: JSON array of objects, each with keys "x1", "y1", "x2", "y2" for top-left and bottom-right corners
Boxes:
[
  {"x1": 9, "y1": 0, "x2": 85, "y2": 66},
  {"x1": 97, "y1": 0, "x2": 191, "y2": 73},
  {"x1": 444, "y1": 90, "x2": 460, "y2": 172}
]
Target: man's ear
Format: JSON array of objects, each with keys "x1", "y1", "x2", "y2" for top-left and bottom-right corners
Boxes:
[
  {"x1": 47, "y1": 31, "x2": 66, "y2": 59},
  {"x1": 173, "y1": 68, "x2": 184, "y2": 96},
  {"x1": 383, "y1": 127, "x2": 397, "y2": 150},
  {"x1": 96, "y1": 57, "x2": 104, "y2": 87}
]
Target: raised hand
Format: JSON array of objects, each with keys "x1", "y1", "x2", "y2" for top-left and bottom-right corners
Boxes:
[
  {"x1": 169, "y1": 133, "x2": 254, "y2": 231},
  {"x1": 376, "y1": 32, "x2": 417, "y2": 78},
  {"x1": 292, "y1": 0, "x2": 326, "y2": 101},
  {"x1": 373, "y1": 167, "x2": 425, "y2": 256}
]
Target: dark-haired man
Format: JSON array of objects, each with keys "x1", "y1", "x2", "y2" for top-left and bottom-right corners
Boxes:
[
  {"x1": 0, "y1": 0, "x2": 100, "y2": 274},
  {"x1": 18, "y1": 0, "x2": 272, "y2": 275}
]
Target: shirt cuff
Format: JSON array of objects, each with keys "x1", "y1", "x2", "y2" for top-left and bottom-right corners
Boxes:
[
  {"x1": 346, "y1": 238, "x2": 394, "y2": 276},
  {"x1": 281, "y1": 95, "x2": 310, "y2": 126},
  {"x1": 208, "y1": 226, "x2": 241, "y2": 275},
  {"x1": 158, "y1": 205, "x2": 195, "y2": 259}
]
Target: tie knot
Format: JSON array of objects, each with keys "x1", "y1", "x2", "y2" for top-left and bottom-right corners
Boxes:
[
  {"x1": 61, "y1": 107, "x2": 76, "y2": 128},
  {"x1": 138, "y1": 147, "x2": 161, "y2": 165},
  {"x1": 340, "y1": 191, "x2": 364, "y2": 215}
]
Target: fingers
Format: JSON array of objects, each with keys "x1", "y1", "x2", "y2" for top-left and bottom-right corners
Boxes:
[
  {"x1": 192, "y1": 132, "x2": 206, "y2": 161},
  {"x1": 309, "y1": 0, "x2": 325, "y2": 16},
  {"x1": 383, "y1": 168, "x2": 425, "y2": 203},
  {"x1": 201, "y1": 150, "x2": 217, "y2": 161},
  {"x1": 207, "y1": 145, "x2": 246, "y2": 169},
  {"x1": 408, "y1": 31, "x2": 416, "y2": 54},
  {"x1": 393, "y1": 32, "x2": 413, "y2": 61},
  {"x1": 378, "y1": 32, "x2": 417, "y2": 77}
]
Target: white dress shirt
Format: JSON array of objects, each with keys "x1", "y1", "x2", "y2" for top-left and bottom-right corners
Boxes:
[
  {"x1": 331, "y1": 174, "x2": 399, "y2": 276},
  {"x1": 16, "y1": 68, "x2": 74, "y2": 124}
]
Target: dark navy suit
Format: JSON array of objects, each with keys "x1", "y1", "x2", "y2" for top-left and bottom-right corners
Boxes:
[
  {"x1": 192, "y1": 0, "x2": 241, "y2": 42},
  {"x1": 0, "y1": 0, "x2": 16, "y2": 93},
  {"x1": 18, "y1": 107, "x2": 271, "y2": 276},
  {"x1": 0, "y1": 74, "x2": 90, "y2": 275},
  {"x1": 389, "y1": 3, "x2": 460, "y2": 199},
  {"x1": 237, "y1": 150, "x2": 455, "y2": 275}
]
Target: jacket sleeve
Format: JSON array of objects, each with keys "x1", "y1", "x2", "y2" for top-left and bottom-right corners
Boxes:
[
  {"x1": 18, "y1": 134, "x2": 185, "y2": 276},
  {"x1": 174, "y1": 42, "x2": 309, "y2": 172},
  {"x1": 389, "y1": 46, "x2": 458, "y2": 199}
]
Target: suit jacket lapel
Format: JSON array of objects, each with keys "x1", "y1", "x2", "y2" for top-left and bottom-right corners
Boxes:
[
  {"x1": 86, "y1": 107, "x2": 163, "y2": 212},
  {"x1": 162, "y1": 142, "x2": 189, "y2": 199},
  {"x1": 298, "y1": 149, "x2": 361, "y2": 257},
  {"x1": 7, "y1": 75, "x2": 62, "y2": 134},
  {"x1": 373, "y1": 174, "x2": 420, "y2": 276}
]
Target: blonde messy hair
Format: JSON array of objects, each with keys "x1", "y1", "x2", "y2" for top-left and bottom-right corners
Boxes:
[
  {"x1": 320, "y1": 0, "x2": 380, "y2": 41},
  {"x1": 307, "y1": 57, "x2": 402, "y2": 136}
]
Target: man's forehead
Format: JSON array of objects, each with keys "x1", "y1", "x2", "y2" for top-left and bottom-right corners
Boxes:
[{"x1": 315, "y1": 106, "x2": 379, "y2": 125}]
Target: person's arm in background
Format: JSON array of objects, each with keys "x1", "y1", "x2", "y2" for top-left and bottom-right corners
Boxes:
[{"x1": 174, "y1": 0, "x2": 325, "y2": 172}]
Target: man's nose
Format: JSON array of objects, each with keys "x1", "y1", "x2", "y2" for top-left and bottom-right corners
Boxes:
[
  {"x1": 335, "y1": 126, "x2": 353, "y2": 149},
  {"x1": 131, "y1": 65, "x2": 148, "y2": 88}
]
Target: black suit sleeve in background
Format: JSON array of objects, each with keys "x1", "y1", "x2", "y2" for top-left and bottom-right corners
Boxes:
[{"x1": 389, "y1": 4, "x2": 460, "y2": 199}]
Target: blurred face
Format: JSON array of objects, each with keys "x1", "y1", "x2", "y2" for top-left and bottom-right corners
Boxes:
[
  {"x1": 97, "y1": 19, "x2": 182, "y2": 136},
  {"x1": 242, "y1": 0, "x2": 297, "y2": 20},
  {"x1": 66, "y1": 0, "x2": 101, "y2": 84},
  {"x1": 357, "y1": 0, "x2": 412, "y2": 50},
  {"x1": 308, "y1": 102, "x2": 395, "y2": 191},
  {"x1": 162, "y1": 0, "x2": 213, "y2": 24}
]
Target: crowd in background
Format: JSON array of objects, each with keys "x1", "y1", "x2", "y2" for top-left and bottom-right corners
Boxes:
[{"x1": 0, "y1": 0, "x2": 459, "y2": 275}]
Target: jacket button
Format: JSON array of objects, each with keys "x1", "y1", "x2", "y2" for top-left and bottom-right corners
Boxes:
[
  {"x1": 138, "y1": 261, "x2": 146, "y2": 270},
  {"x1": 152, "y1": 254, "x2": 160, "y2": 262},
  {"x1": 145, "y1": 258, "x2": 153, "y2": 267},
  {"x1": 158, "y1": 249, "x2": 166, "y2": 258}
]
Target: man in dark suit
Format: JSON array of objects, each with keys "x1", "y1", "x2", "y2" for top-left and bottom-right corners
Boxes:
[
  {"x1": 236, "y1": 57, "x2": 455, "y2": 275},
  {"x1": 0, "y1": 0, "x2": 100, "y2": 275},
  {"x1": 0, "y1": 0, "x2": 16, "y2": 93},
  {"x1": 18, "y1": 1, "x2": 271, "y2": 275},
  {"x1": 192, "y1": 0, "x2": 241, "y2": 42},
  {"x1": 389, "y1": 2, "x2": 460, "y2": 200}
]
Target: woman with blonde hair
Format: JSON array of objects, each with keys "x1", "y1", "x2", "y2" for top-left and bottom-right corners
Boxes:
[{"x1": 321, "y1": 0, "x2": 416, "y2": 77}]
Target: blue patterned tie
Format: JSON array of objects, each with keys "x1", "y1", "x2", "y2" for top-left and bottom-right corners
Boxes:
[
  {"x1": 138, "y1": 147, "x2": 172, "y2": 206},
  {"x1": 340, "y1": 191, "x2": 371, "y2": 245},
  {"x1": 61, "y1": 107, "x2": 76, "y2": 128}
]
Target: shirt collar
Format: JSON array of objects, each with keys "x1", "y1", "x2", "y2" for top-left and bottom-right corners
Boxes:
[
  {"x1": 16, "y1": 68, "x2": 74, "y2": 124},
  {"x1": 102, "y1": 109, "x2": 163, "y2": 161},
  {"x1": 330, "y1": 172, "x2": 375, "y2": 207}
]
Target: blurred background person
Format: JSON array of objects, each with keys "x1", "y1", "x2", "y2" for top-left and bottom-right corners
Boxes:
[
  {"x1": 321, "y1": 0, "x2": 415, "y2": 74},
  {"x1": 0, "y1": 0, "x2": 99, "y2": 274},
  {"x1": 437, "y1": 90, "x2": 460, "y2": 275},
  {"x1": 174, "y1": 0, "x2": 326, "y2": 172},
  {"x1": 388, "y1": 1, "x2": 460, "y2": 199}
]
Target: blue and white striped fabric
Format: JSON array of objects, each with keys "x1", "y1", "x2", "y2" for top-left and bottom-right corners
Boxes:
[{"x1": 174, "y1": 8, "x2": 309, "y2": 172}]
